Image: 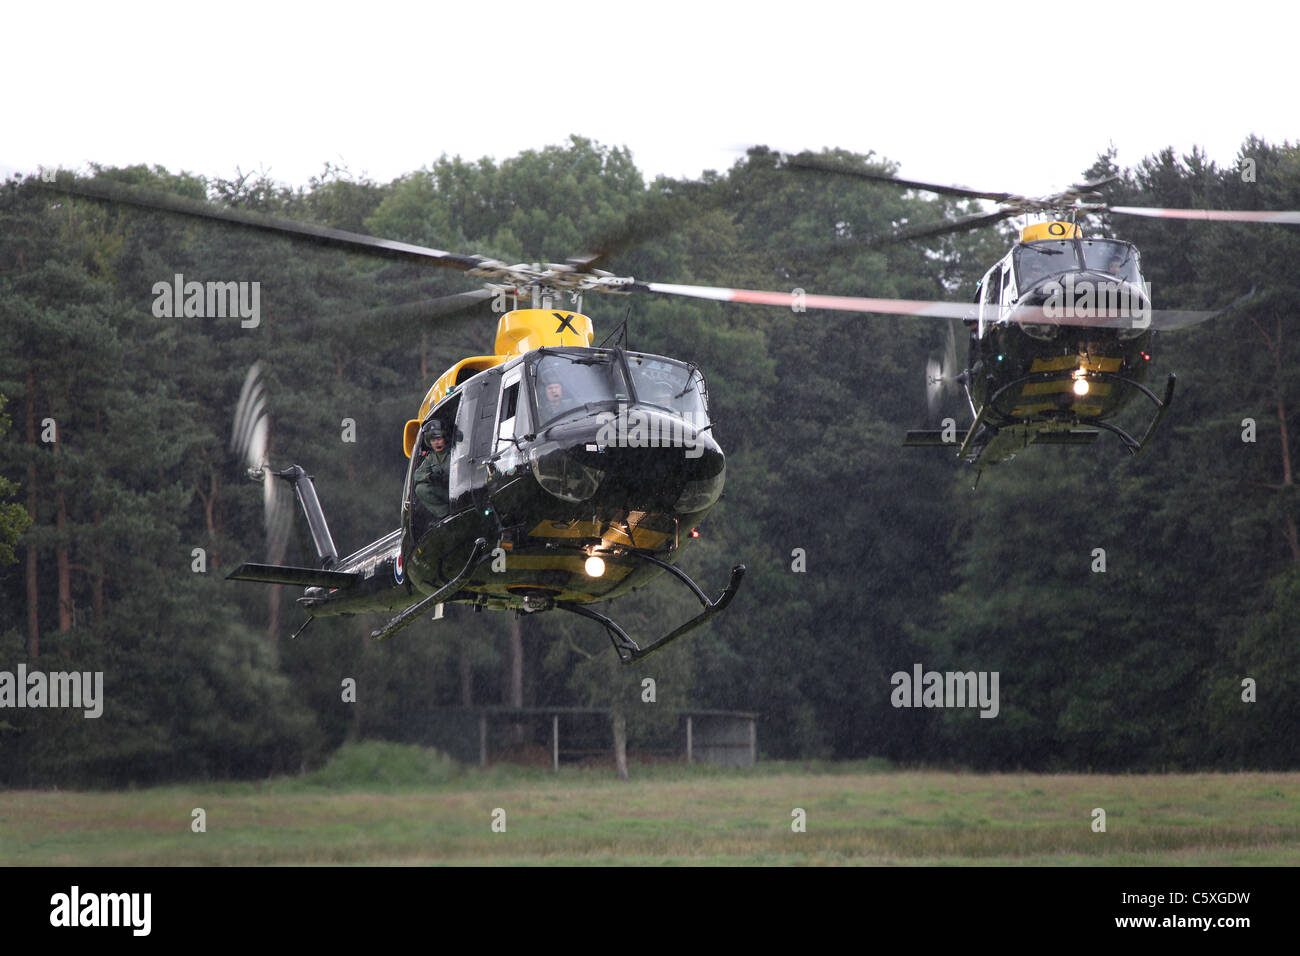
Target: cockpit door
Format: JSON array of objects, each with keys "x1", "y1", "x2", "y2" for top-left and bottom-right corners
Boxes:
[
  {"x1": 493, "y1": 365, "x2": 529, "y2": 477},
  {"x1": 978, "y1": 263, "x2": 1002, "y2": 338},
  {"x1": 1000, "y1": 257, "x2": 1017, "y2": 307}
]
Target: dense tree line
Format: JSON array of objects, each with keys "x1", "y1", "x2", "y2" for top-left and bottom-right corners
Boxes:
[{"x1": 1, "y1": 136, "x2": 1296, "y2": 784}]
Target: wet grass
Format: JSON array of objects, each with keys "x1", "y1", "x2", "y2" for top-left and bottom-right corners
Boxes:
[{"x1": 2, "y1": 749, "x2": 1297, "y2": 865}]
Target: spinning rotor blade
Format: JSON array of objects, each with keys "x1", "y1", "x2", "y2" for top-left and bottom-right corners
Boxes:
[
  {"x1": 781, "y1": 155, "x2": 1027, "y2": 254},
  {"x1": 884, "y1": 207, "x2": 1019, "y2": 243},
  {"x1": 633, "y1": 280, "x2": 1247, "y2": 332},
  {"x1": 263, "y1": 471, "x2": 294, "y2": 567},
  {"x1": 785, "y1": 154, "x2": 1300, "y2": 247},
  {"x1": 786, "y1": 155, "x2": 1021, "y2": 202},
  {"x1": 1108, "y1": 206, "x2": 1300, "y2": 224},
  {"x1": 789, "y1": 207, "x2": 1019, "y2": 259},
  {"x1": 925, "y1": 321, "x2": 962, "y2": 420},
  {"x1": 631, "y1": 281, "x2": 976, "y2": 319},
  {"x1": 1001, "y1": 300, "x2": 1242, "y2": 333},
  {"x1": 1054, "y1": 174, "x2": 1121, "y2": 201},
  {"x1": 231, "y1": 363, "x2": 293, "y2": 565},
  {"x1": 572, "y1": 180, "x2": 726, "y2": 271},
  {"x1": 326, "y1": 288, "x2": 498, "y2": 337},
  {"x1": 39, "y1": 174, "x2": 491, "y2": 272},
  {"x1": 232, "y1": 363, "x2": 270, "y2": 473},
  {"x1": 924, "y1": 356, "x2": 945, "y2": 420},
  {"x1": 788, "y1": 157, "x2": 1120, "y2": 207},
  {"x1": 944, "y1": 317, "x2": 960, "y2": 374}
]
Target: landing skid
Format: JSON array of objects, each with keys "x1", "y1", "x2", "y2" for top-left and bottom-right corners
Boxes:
[
  {"x1": 958, "y1": 370, "x2": 1178, "y2": 464},
  {"x1": 1081, "y1": 371, "x2": 1177, "y2": 456},
  {"x1": 557, "y1": 555, "x2": 746, "y2": 663},
  {"x1": 369, "y1": 538, "x2": 488, "y2": 641}
]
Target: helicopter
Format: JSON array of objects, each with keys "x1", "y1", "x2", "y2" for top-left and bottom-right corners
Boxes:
[
  {"x1": 776, "y1": 155, "x2": 1300, "y2": 471},
  {"x1": 37, "y1": 173, "x2": 764, "y2": 662},
  {"x1": 224, "y1": 306, "x2": 738, "y2": 663}
]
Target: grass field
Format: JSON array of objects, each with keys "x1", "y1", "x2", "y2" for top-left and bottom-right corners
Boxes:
[{"x1": 2, "y1": 745, "x2": 1297, "y2": 865}]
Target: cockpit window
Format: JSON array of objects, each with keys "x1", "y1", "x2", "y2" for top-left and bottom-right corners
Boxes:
[
  {"x1": 1014, "y1": 239, "x2": 1141, "y2": 287},
  {"x1": 530, "y1": 351, "x2": 630, "y2": 426},
  {"x1": 1082, "y1": 240, "x2": 1141, "y2": 283},
  {"x1": 1014, "y1": 241, "x2": 1072, "y2": 287},
  {"x1": 625, "y1": 353, "x2": 709, "y2": 423}
]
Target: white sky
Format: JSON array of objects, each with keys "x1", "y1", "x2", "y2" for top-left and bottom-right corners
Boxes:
[{"x1": 4, "y1": 1, "x2": 1296, "y2": 202}]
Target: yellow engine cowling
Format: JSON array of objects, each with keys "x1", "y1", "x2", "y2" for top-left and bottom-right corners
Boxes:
[
  {"x1": 494, "y1": 308, "x2": 593, "y2": 355},
  {"x1": 1021, "y1": 221, "x2": 1082, "y2": 242}
]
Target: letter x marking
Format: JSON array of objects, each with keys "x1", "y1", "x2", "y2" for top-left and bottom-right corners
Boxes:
[{"x1": 554, "y1": 312, "x2": 577, "y2": 334}]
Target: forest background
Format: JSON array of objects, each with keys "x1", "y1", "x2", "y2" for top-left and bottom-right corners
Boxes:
[{"x1": 2, "y1": 137, "x2": 1297, "y2": 786}]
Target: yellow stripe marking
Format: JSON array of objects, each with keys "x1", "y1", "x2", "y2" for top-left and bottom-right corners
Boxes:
[
  {"x1": 1029, "y1": 355, "x2": 1123, "y2": 373},
  {"x1": 1021, "y1": 380, "x2": 1113, "y2": 396}
]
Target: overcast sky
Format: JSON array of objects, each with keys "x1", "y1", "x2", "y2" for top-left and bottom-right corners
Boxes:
[{"x1": 5, "y1": 1, "x2": 1296, "y2": 202}]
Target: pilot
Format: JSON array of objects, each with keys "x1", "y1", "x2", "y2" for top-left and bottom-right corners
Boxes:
[
  {"x1": 538, "y1": 374, "x2": 572, "y2": 420},
  {"x1": 1102, "y1": 248, "x2": 1129, "y2": 277},
  {"x1": 647, "y1": 380, "x2": 676, "y2": 408},
  {"x1": 413, "y1": 420, "x2": 452, "y2": 521}
]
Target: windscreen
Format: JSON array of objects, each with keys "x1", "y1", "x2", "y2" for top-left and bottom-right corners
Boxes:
[
  {"x1": 625, "y1": 352, "x2": 709, "y2": 423},
  {"x1": 1081, "y1": 240, "x2": 1141, "y2": 283},
  {"x1": 1014, "y1": 239, "x2": 1141, "y2": 287},
  {"x1": 529, "y1": 351, "x2": 630, "y2": 426}
]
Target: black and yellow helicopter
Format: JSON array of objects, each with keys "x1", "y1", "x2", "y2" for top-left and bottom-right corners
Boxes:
[
  {"x1": 780, "y1": 156, "x2": 1300, "y2": 471},
  {"x1": 225, "y1": 299, "x2": 735, "y2": 662},
  {"x1": 40, "y1": 174, "x2": 761, "y2": 662},
  {"x1": 220, "y1": 241, "x2": 745, "y2": 661}
]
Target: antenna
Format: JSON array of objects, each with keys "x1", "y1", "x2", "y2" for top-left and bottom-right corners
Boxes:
[{"x1": 598, "y1": 308, "x2": 630, "y2": 349}]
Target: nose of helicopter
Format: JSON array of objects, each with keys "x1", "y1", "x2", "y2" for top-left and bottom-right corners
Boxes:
[
  {"x1": 1021, "y1": 272, "x2": 1151, "y2": 328},
  {"x1": 595, "y1": 436, "x2": 725, "y2": 513},
  {"x1": 533, "y1": 405, "x2": 725, "y2": 513}
]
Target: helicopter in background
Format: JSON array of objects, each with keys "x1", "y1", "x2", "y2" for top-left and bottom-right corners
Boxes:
[{"x1": 781, "y1": 156, "x2": 1300, "y2": 471}]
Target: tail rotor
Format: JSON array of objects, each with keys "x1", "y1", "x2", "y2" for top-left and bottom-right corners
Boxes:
[
  {"x1": 926, "y1": 320, "x2": 962, "y2": 421},
  {"x1": 231, "y1": 363, "x2": 293, "y2": 566}
]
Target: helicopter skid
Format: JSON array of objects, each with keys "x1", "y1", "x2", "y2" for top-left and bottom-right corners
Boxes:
[
  {"x1": 910, "y1": 370, "x2": 1177, "y2": 468},
  {"x1": 369, "y1": 538, "x2": 488, "y2": 641},
  {"x1": 557, "y1": 556, "x2": 745, "y2": 663},
  {"x1": 1014, "y1": 370, "x2": 1177, "y2": 458}
]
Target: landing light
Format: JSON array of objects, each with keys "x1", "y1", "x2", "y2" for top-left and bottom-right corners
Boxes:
[
  {"x1": 1072, "y1": 376, "x2": 1090, "y2": 396},
  {"x1": 585, "y1": 555, "x2": 606, "y2": 578}
]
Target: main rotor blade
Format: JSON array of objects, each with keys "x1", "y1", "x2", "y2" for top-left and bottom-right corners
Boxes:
[
  {"x1": 786, "y1": 155, "x2": 1021, "y2": 202},
  {"x1": 631, "y1": 280, "x2": 1245, "y2": 332},
  {"x1": 325, "y1": 289, "x2": 498, "y2": 338},
  {"x1": 630, "y1": 281, "x2": 977, "y2": 320},
  {"x1": 572, "y1": 180, "x2": 725, "y2": 271},
  {"x1": 1108, "y1": 205, "x2": 1300, "y2": 224},
  {"x1": 334, "y1": 289, "x2": 498, "y2": 324},
  {"x1": 39, "y1": 174, "x2": 491, "y2": 271},
  {"x1": 864, "y1": 207, "x2": 1018, "y2": 245},
  {"x1": 785, "y1": 159, "x2": 1119, "y2": 210},
  {"x1": 789, "y1": 207, "x2": 1018, "y2": 259},
  {"x1": 1061, "y1": 174, "x2": 1120, "y2": 198}
]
